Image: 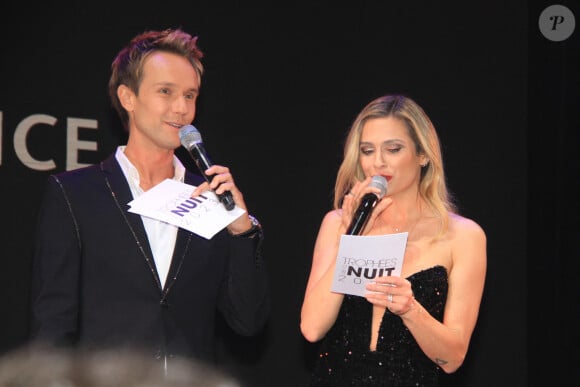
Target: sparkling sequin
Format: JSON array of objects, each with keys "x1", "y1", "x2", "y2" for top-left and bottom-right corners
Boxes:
[{"x1": 309, "y1": 265, "x2": 448, "y2": 386}]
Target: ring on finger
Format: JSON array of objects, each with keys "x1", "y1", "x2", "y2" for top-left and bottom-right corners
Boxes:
[{"x1": 387, "y1": 293, "x2": 393, "y2": 303}]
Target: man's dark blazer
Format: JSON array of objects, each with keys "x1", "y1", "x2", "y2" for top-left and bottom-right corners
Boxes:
[{"x1": 30, "y1": 153, "x2": 270, "y2": 362}]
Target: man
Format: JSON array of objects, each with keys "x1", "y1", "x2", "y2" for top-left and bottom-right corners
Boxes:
[{"x1": 30, "y1": 28, "x2": 270, "y2": 367}]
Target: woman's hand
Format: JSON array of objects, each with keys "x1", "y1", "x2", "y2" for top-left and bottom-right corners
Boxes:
[{"x1": 365, "y1": 275, "x2": 415, "y2": 315}]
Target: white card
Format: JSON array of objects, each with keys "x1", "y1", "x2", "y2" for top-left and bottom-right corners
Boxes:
[
  {"x1": 128, "y1": 179, "x2": 245, "y2": 239},
  {"x1": 331, "y1": 233, "x2": 408, "y2": 297}
]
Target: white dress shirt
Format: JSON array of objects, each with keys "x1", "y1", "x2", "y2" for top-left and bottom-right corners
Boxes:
[{"x1": 115, "y1": 146, "x2": 186, "y2": 288}]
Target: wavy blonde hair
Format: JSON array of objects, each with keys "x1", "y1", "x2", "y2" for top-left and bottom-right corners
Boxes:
[{"x1": 334, "y1": 94, "x2": 456, "y2": 234}]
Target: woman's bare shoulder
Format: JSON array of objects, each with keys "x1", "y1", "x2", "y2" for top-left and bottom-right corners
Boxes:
[
  {"x1": 321, "y1": 208, "x2": 342, "y2": 223},
  {"x1": 449, "y1": 212, "x2": 486, "y2": 238}
]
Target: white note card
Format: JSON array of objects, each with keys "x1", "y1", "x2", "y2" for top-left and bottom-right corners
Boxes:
[
  {"x1": 331, "y1": 233, "x2": 408, "y2": 297},
  {"x1": 127, "y1": 179, "x2": 245, "y2": 239}
]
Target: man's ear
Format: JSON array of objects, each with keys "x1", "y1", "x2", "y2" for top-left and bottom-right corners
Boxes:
[{"x1": 117, "y1": 84, "x2": 135, "y2": 111}]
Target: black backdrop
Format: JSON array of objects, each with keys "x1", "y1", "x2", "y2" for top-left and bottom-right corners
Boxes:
[{"x1": 0, "y1": 2, "x2": 577, "y2": 386}]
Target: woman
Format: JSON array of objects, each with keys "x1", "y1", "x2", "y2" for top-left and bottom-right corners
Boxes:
[{"x1": 300, "y1": 94, "x2": 486, "y2": 386}]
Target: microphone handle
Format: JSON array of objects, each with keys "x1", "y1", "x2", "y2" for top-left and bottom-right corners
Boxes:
[
  {"x1": 187, "y1": 144, "x2": 236, "y2": 211},
  {"x1": 346, "y1": 193, "x2": 379, "y2": 235}
]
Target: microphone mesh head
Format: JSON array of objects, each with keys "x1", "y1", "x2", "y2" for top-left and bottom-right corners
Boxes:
[
  {"x1": 370, "y1": 175, "x2": 388, "y2": 198},
  {"x1": 179, "y1": 125, "x2": 203, "y2": 149}
]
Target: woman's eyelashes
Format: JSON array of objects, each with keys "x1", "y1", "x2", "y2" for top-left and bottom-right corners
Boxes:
[{"x1": 360, "y1": 145, "x2": 403, "y2": 156}]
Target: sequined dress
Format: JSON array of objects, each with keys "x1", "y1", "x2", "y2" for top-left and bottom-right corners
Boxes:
[{"x1": 310, "y1": 265, "x2": 448, "y2": 387}]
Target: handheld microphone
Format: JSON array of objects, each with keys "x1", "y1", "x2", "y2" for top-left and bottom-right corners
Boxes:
[
  {"x1": 179, "y1": 124, "x2": 236, "y2": 211},
  {"x1": 346, "y1": 175, "x2": 388, "y2": 235}
]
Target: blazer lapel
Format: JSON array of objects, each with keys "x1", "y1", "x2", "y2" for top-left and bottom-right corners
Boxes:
[
  {"x1": 100, "y1": 155, "x2": 163, "y2": 291},
  {"x1": 162, "y1": 171, "x2": 204, "y2": 295},
  {"x1": 163, "y1": 229, "x2": 192, "y2": 297}
]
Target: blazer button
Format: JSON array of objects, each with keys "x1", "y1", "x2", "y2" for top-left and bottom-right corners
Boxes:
[{"x1": 160, "y1": 299, "x2": 169, "y2": 308}]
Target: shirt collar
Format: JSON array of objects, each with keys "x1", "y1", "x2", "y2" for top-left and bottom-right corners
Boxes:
[{"x1": 115, "y1": 146, "x2": 186, "y2": 189}]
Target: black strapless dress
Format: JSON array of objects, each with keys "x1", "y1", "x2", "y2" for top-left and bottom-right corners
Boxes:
[{"x1": 310, "y1": 265, "x2": 448, "y2": 387}]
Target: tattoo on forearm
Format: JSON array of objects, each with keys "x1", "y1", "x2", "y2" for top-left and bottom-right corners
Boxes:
[{"x1": 435, "y1": 358, "x2": 448, "y2": 366}]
